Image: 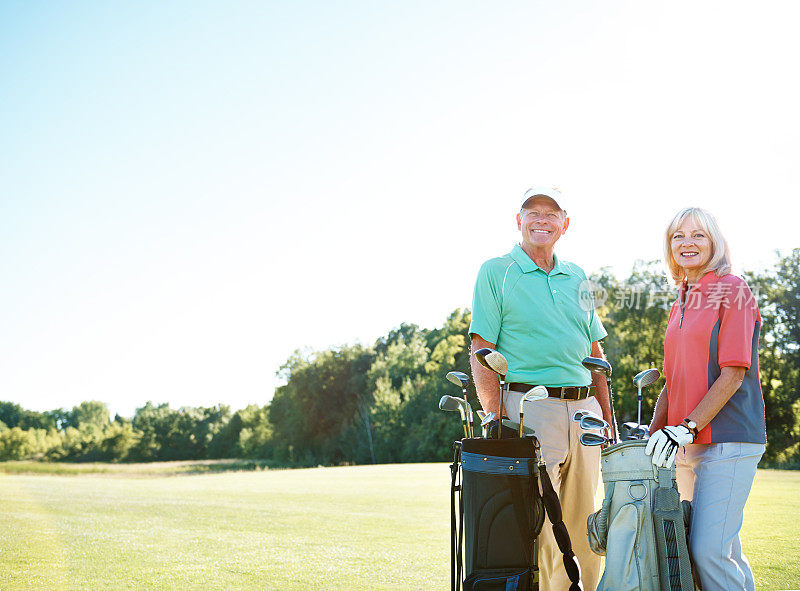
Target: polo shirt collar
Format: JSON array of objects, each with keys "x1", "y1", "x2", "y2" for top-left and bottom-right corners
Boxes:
[
  {"x1": 511, "y1": 244, "x2": 569, "y2": 275},
  {"x1": 680, "y1": 270, "x2": 717, "y2": 297}
]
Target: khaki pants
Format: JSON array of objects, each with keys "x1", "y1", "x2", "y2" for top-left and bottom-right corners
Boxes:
[{"x1": 505, "y1": 390, "x2": 603, "y2": 591}]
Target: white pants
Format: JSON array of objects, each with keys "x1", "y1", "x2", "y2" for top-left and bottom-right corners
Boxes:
[
  {"x1": 505, "y1": 390, "x2": 603, "y2": 591},
  {"x1": 676, "y1": 442, "x2": 765, "y2": 591}
]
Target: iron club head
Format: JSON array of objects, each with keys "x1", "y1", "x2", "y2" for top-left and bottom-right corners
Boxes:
[
  {"x1": 573, "y1": 409, "x2": 602, "y2": 423},
  {"x1": 480, "y1": 411, "x2": 497, "y2": 438},
  {"x1": 438, "y1": 395, "x2": 462, "y2": 412},
  {"x1": 521, "y1": 385, "x2": 549, "y2": 404},
  {"x1": 580, "y1": 415, "x2": 609, "y2": 431},
  {"x1": 438, "y1": 395, "x2": 470, "y2": 438},
  {"x1": 580, "y1": 432, "x2": 608, "y2": 446},
  {"x1": 572, "y1": 409, "x2": 590, "y2": 422},
  {"x1": 621, "y1": 421, "x2": 650, "y2": 440},
  {"x1": 518, "y1": 385, "x2": 548, "y2": 436}
]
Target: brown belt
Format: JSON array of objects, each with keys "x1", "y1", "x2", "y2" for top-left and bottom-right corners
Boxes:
[{"x1": 507, "y1": 383, "x2": 595, "y2": 400}]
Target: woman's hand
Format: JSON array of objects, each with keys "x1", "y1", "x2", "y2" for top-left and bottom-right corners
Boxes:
[{"x1": 645, "y1": 424, "x2": 694, "y2": 468}]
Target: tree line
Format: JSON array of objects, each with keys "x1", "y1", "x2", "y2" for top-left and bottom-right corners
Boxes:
[{"x1": 2, "y1": 250, "x2": 798, "y2": 467}]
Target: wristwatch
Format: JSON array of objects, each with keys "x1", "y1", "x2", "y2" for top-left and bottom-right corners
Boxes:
[{"x1": 681, "y1": 418, "x2": 699, "y2": 439}]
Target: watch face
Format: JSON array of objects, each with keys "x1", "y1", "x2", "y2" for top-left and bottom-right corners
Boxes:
[{"x1": 687, "y1": 420, "x2": 697, "y2": 429}]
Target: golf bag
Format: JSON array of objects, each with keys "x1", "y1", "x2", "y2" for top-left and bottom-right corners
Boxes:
[
  {"x1": 586, "y1": 440, "x2": 696, "y2": 591},
  {"x1": 451, "y1": 437, "x2": 543, "y2": 591},
  {"x1": 450, "y1": 436, "x2": 584, "y2": 591}
]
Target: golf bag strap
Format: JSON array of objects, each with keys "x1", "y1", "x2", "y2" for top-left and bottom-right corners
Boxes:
[
  {"x1": 450, "y1": 443, "x2": 462, "y2": 591},
  {"x1": 540, "y1": 463, "x2": 583, "y2": 591},
  {"x1": 458, "y1": 465, "x2": 464, "y2": 590},
  {"x1": 657, "y1": 467, "x2": 673, "y2": 489},
  {"x1": 653, "y1": 468, "x2": 695, "y2": 591}
]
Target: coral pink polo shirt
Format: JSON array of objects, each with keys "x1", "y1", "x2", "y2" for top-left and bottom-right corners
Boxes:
[{"x1": 663, "y1": 271, "x2": 766, "y2": 444}]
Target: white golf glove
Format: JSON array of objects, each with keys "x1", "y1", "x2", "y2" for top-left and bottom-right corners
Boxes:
[{"x1": 645, "y1": 425, "x2": 694, "y2": 469}]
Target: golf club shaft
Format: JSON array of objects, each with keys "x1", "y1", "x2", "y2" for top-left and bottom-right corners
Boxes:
[
  {"x1": 463, "y1": 388, "x2": 473, "y2": 437},
  {"x1": 498, "y1": 379, "x2": 505, "y2": 439},
  {"x1": 607, "y1": 377, "x2": 619, "y2": 443},
  {"x1": 637, "y1": 385, "x2": 642, "y2": 428},
  {"x1": 459, "y1": 410, "x2": 470, "y2": 438}
]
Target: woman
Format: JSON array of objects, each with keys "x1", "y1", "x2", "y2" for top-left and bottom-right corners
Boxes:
[{"x1": 646, "y1": 207, "x2": 766, "y2": 591}]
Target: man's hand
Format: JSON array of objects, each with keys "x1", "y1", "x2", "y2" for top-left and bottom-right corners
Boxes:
[{"x1": 644, "y1": 425, "x2": 694, "y2": 468}]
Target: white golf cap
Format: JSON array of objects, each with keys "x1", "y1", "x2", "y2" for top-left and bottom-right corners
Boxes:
[{"x1": 520, "y1": 186, "x2": 568, "y2": 214}]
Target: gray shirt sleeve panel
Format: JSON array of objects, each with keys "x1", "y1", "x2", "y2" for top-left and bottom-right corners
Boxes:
[{"x1": 707, "y1": 320, "x2": 767, "y2": 444}]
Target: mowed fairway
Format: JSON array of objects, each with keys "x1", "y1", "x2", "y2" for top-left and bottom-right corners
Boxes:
[{"x1": 1, "y1": 464, "x2": 798, "y2": 590}]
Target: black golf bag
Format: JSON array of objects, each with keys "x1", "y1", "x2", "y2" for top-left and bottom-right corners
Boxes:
[
  {"x1": 450, "y1": 437, "x2": 542, "y2": 591},
  {"x1": 450, "y1": 436, "x2": 584, "y2": 591}
]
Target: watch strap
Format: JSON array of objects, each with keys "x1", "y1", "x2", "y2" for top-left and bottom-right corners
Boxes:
[{"x1": 680, "y1": 418, "x2": 698, "y2": 440}]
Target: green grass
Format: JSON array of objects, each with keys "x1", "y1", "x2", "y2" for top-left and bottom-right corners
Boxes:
[
  {"x1": 0, "y1": 459, "x2": 273, "y2": 477},
  {"x1": 0, "y1": 463, "x2": 798, "y2": 590}
]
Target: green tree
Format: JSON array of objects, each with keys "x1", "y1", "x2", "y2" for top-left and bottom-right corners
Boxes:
[
  {"x1": 593, "y1": 262, "x2": 671, "y2": 424},
  {"x1": 67, "y1": 401, "x2": 111, "y2": 429},
  {"x1": 746, "y1": 249, "x2": 800, "y2": 463},
  {"x1": 270, "y1": 345, "x2": 375, "y2": 465}
]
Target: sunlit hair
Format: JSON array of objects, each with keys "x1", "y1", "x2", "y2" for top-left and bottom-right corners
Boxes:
[{"x1": 664, "y1": 207, "x2": 731, "y2": 283}]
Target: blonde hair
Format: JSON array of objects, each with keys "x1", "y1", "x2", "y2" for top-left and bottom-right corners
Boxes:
[{"x1": 664, "y1": 207, "x2": 731, "y2": 283}]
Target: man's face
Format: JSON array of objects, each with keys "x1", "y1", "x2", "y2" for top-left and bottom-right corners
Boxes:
[{"x1": 516, "y1": 196, "x2": 569, "y2": 250}]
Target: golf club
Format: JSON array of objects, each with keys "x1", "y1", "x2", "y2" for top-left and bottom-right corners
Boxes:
[
  {"x1": 632, "y1": 368, "x2": 661, "y2": 431},
  {"x1": 445, "y1": 371, "x2": 474, "y2": 437},
  {"x1": 582, "y1": 356, "x2": 619, "y2": 443},
  {"x1": 621, "y1": 421, "x2": 649, "y2": 440},
  {"x1": 572, "y1": 409, "x2": 590, "y2": 422},
  {"x1": 579, "y1": 432, "x2": 608, "y2": 447},
  {"x1": 572, "y1": 409, "x2": 602, "y2": 423},
  {"x1": 579, "y1": 414, "x2": 609, "y2": 431},
  {"x1": 480, "y1": 411, "x2": 497, "y2": 438},
  {"x1": 518, "y1": 386, "x2": 548, "y2": 437},
  {"x1": 474, "y1": 347, "x2": 509, "y2": 439},
  {"x1": 580, "y1": 414, "x2": 610, "y2": 441},
  {"x1": 439, "y1": 395, "x2": 470, "y2": 438},
  {"x1": 465, "y1": 401, "x2": 475, "y2": 438}
]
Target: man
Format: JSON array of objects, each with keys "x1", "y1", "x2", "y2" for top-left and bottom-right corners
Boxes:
[{"x1": 469, "y1": 186, "x2": 612, "y2": 591}]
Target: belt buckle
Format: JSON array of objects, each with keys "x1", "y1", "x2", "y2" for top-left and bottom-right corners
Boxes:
[{"x1": 562, "y1": 387, "x2": 578, "y2": 400}]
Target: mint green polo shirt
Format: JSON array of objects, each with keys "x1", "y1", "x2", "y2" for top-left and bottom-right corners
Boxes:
[{"x1": 469, "y1": 244, "x2": 607, "y2": 386}]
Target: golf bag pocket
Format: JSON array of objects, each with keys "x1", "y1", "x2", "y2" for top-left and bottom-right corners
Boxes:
[
  {"x1": 587, "y1": 509, "x2": 606, "y2": 555},
  {"x1": 602, "y1": 501, "x2": 649, "y2": 591},
  {"x1": 464, "y1": 568, "x2": 533, "y2": 591}
]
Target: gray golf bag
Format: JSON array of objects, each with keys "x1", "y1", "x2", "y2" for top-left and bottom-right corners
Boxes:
[
  {"x1": 587, "y1": 440, "x2": 696, "y2": 591},
  {"x1": 450, "y1": 436, "x2": 583, "y2": 591}
]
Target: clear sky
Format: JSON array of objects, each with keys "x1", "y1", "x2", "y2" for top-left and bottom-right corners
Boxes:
[{"x1": 2, "y1": 1, "x2": 799, "y2": 419}]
